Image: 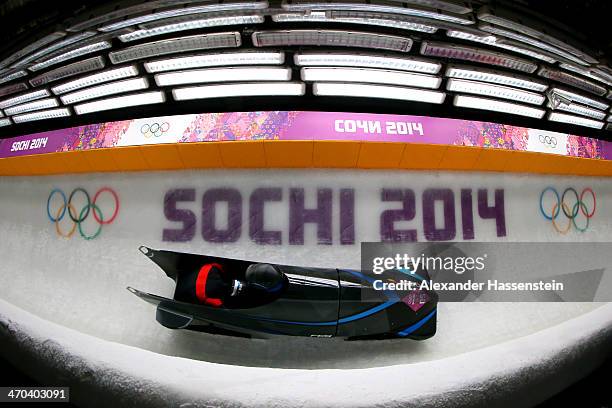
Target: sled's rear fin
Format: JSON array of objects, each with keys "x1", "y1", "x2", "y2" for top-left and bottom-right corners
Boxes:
[
  {"x1": 139, "y1": 246, "x2": 180, "y2": 281},
  {"x1": 126, "y1": 286, "x2": 170, "y2": 306}
]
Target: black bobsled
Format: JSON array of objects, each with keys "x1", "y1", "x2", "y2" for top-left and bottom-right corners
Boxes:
[{"x1": 128, "y1": 246, "x2": 438, "y2": 340}]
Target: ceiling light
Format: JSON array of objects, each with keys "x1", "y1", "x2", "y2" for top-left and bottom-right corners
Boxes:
[
  {"x1": 0, "y1": 118, "x2": 10, "y2": 127},
  {"x1": 29, "y1": 41, "x2": 111, "y2": 72},
  {"x1": 109, "y1": 33, "x2": 241, "y2": 64},
  {"x1": 477, "y1": 6, "x2": 598, "y2": 65},
  {"x1": 172, "y1": 82, "x2": 306, "y2": 100},
  {"x1": 252, "y1": 30, "x2": 413, "y2": 52},
  {"x1": 538, "y1": 67, "x2": 606, "y2": 96},
  {"x1": 119, "y1": 14, "x2": 265, "y2": 42},
  {"x1": 547, "y1": 112, "x2": 604, "y2": 129},
  {"x1": 4, "y1": 98, "x2": 59, "y2": 115},
  {"x1": 145, "y1": 51, "x2": 285, "y2": 73},
  {"x1": 478, "y1": 23, "x2": 589, "y2": 66},
  {"x1": 12, "y1": 31, "x2": 96, "y2": 68},
  {"x1": 596, "y1": 67, "x2": 612, "y2": 85},
  {"x1": 482, "y1": 43, "x2": 556, "y2": 65},
  {"x1": 67, "y1": 0, "x2": 215, "y2": 31},
  {"x1": 313, "y1": 82, "x2": 446, "y2": 103},
  {"x1": 446, "y1": 29, "x2": 557, "y2": 64},
  {"x1": 0, "y1": 89, "x2": 49, "y2": 109},
  {"x1": 0, "y1": 31, "x2": 64, "y2": 69},
  {"x1": 280, "y1": 1, "x2": 474, "y2": 25},
  {"x1": 548, "y1": 102, "x2": 606, "y2": 120},
  {"x1": 453, "y1": 95, "x2": 545, "y2": 118},
  {"x1": 548, "y1": 88, "x2": 609, "y2": 110},
  {"x1": 445, "y1": 29, "x2": 495, "y2": 44},
  {"x1": 74, "y1": 91, "x2": 165, "y2": 115},
  {"x1": 445, "y1": 65, "x2": 547, "y2": 91},
  {"x1": 558, "y1": 63, "x2": 612, "y2": 87},
  {"x1": 294, "y1": 52, "x2": 441, "y2": 74},
  {"x1": 272, "y1": 11, "x2": 438, "y2": 33},
  {"x1": 0, "y1": 70, "x2": 27, "y2": 85},
  {"x1": 12, "y1": 107, "x2": 70, "y2": 123},
  {"x1": 0, "y1": 82, "x2": 28, "y2": 98},
  {"x1": 420, "y1": 41, "x2": 537, "y2": 73},
  {"x1": 155, "y1": 67, "x2": 291, "y2": 86},
  {"x1": 29, "y1": 56, "x2": 106, "y2": 87},
  {"x1": 301, "y1": 67, "x2": 441, "y2": 88},
  {"x1": 99, "y1": 2, "x2": 269, "y2": 32},
  {"x1": 60, "y1": 77, "x2": 149, "y2": 104},
  {"x1": 446, "y1": 78, "x2": 544, "y2": 105},
  {"x1": 597, "y1": 65, "x2": 612, "y2": 75},
  {"x1": 383, "y1": 0, "x2": 472, "y2": 14},
  {"x1": 52, "y1": 66, "x2": 139, "y2": 95},
  {"x1": 590, "y1": 68, "x2": 612, "y2": 86}
]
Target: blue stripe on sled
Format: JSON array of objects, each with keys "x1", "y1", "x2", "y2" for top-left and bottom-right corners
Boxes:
[
  {"x1": 396, "y1": 309, "x2": 437, "y2": 337},
  {"x1": 338, "y1": 300, "x2": 397, "y2": 324},
  {"x1": 250, "y1": 300, "x2": 398, "y2": 326}
]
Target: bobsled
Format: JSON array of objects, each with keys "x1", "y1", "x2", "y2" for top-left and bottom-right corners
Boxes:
[{"x1": 128, "y1": 246, "x2": 438, "y2": 340}]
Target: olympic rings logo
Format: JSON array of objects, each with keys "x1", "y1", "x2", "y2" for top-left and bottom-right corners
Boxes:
[
  {"x1": 140, "y1": 122, "x2": 169, "y2": 138},
  {"x1": 46, "y1": 187, "x2": 120, "y2": 240},
  {"x1": 539, "y1": 187, "x2": 596, "y2": 234},
  {"x1": 538, "y1": 134, "x2": 557, "y2": 148}
]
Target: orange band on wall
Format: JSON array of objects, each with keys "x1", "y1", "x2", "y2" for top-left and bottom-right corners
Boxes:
[{"x1": 0, "y1": 141, "x2": 610, "y2": 177}]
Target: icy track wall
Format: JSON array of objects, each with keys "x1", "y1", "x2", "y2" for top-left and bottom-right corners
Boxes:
[{"x1": 0, "y1": 169, "x2": 610, "y2": 371}]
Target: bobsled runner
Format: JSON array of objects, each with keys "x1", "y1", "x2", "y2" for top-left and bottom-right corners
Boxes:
[{"x1": 128, "y1": 246, "x2": 438, "y2": 340}]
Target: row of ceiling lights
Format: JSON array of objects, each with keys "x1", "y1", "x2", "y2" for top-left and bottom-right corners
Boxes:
[{"x1": 0, "y1": 0, "x2": 609, "y2": 132}]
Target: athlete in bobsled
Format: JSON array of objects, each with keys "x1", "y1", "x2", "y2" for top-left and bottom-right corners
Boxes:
[
  {"x1": 175, "y1": 262, "x2": 287, "y2": 308},
  {"x1": 128, "y1": 246, "x2": 438, "y2": 340}
]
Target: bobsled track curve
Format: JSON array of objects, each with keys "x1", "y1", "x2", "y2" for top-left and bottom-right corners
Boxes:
[
  {"x1": 1, "y1": 300, "x2": 612, "y2": 408},
  {"x1": 0, "y1": 168, "x2": 611, "y2": 407}
]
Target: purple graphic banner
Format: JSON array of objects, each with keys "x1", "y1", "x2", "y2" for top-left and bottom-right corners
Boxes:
[
  {"x1": 0, "y1": 111, "x2": 609, "y2": 160},
  {"x1": 0, "y1": 128, "x2": 79, "y2": 157}
]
